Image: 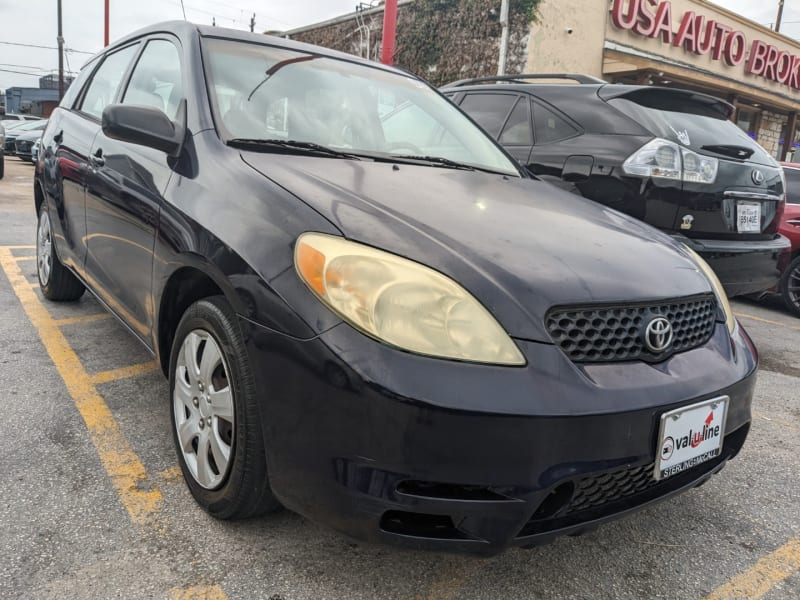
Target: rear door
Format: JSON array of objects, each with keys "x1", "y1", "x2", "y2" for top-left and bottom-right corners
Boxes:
[
  {"x1": 43, "y1": 44, "x2": 139, "y2": 273},
  {"x1": 84, "y1": 37, "x2": 183, "y2": 343}
]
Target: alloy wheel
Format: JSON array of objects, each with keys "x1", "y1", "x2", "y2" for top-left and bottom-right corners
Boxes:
[
  {"x1": 37, "y1": 210, "x2": 52, "y2": 286},
  {"x1": 788, "y1": 264, "x2": 800, "y2": 312},
  {"x1": 173, "y1": 329, "x2": 235, "y2": 489}
]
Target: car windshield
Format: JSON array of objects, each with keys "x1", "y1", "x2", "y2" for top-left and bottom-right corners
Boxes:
[{"x1": 202, "y1": 37, "x2": 519, "y2": 175}]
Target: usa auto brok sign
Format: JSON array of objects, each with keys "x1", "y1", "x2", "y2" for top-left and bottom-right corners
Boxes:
[{"x1": 611, "y1": 0, "x2": 800, "y2": 90}]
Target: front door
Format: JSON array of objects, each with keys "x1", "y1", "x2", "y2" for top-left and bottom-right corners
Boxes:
[{"x1": 84, "y1": 38, "x2": 184, "y2": 344}]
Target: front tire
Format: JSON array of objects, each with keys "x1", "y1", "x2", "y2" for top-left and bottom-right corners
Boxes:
[
  {"x1": 169, "y1": 296, "x2": 280, "y2": 519},
  {"x1": 37, "y1": 205, "x2": 84, "y2": 301},
  {"x1": 780, "y1": 256, "x2": 800, "y2": 317}
]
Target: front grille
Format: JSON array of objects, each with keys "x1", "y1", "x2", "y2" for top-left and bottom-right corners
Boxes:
[
  {"x1": 15, "y1": 141, "x2": 31, "y2": 152},
  {"x1": 567, "y1": 463, "x2": 657, "y2": 514},
  {"x1": 545, "y1": 295, "x2": 717, "y2": 363}
]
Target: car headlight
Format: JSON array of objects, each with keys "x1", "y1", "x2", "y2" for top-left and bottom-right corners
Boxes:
[
  {"x1": 683, "y1": 246, "x2": 735, "y2": 334},
  {"x1": 294, "y1": 233, "x2": 525, "y2": 365}
]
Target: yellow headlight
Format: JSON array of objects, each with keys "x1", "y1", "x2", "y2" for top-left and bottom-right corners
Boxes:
[
  {"x1": 295, "y1": 233, "x2": 525, "y2": 365},
  {"x1": 684, "y1": 246, "x2": 735, "y2": 334}
]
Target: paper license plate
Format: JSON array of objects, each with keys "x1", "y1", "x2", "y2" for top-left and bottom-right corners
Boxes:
[
  {"x1": 737, "y1": 201, "x2": 761, "y2": 232},
  {"x1": 654, "y1": 396, "x2": 728, "y2": 480}
]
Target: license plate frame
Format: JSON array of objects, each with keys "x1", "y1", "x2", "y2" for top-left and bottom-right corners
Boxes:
[
  {"x1": 737, "y1": 201, "x2": 761, "y2": 233},
  {"x1": 654, "y1": 396, "x2": 729, "y2": 481}
]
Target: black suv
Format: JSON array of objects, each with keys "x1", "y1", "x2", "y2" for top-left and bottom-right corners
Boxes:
[{"x1": 443, "y1": 74, "x2": 791, "y2": 297}]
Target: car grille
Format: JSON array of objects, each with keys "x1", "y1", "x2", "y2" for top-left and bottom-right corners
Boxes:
[
  {"x1": 566, "y1": 463, "x2": 657, "y2": 514},
  {"x1": 15, "y1": 141, "x2": 31, "y2": 152},
  {"x1": 545, "y1": 295, "x2": 717, "y2": 363}
]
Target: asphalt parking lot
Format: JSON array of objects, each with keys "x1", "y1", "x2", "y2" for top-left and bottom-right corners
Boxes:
[{"x1": 1, "y1": 156, "x2": 799, "y2": 599}]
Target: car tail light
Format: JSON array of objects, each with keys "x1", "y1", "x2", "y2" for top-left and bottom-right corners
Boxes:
[
  {"x1": 623, "y1": 138, "x2": 718, "y2": 184},
  {"x1": 765, "y1": 169, "x2": 788, "y2": 235}
]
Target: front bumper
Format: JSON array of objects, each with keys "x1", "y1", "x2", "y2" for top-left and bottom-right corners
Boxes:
[
  {"x1": 241, "y1": 317, "x2": 757, "y2": 555},
  {"x1": 677, "y1": 234, "x2": 791, "y2": 297}
]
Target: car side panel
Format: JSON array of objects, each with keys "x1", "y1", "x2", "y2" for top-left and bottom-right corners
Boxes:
[
  {"x1": 40, "y1": 108, "x2": 99, "y2": 273},
  {"x1": 83, "y1": 133, "x2": 169, "y2": 344}
]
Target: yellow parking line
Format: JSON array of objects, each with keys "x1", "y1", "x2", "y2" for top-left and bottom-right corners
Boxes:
[
  {"x1": 7, "y1": 245, "x2": 35, "y2": 250},
  {"x1": 0, "y1": 246, "x2": 162, "y2": 524},
  {"x1": 91, "y1": 361, "x2": 160, "y2": 385},
  {"x1": 735, "y1": 312, "x2": 800, "y2": 331},
  {"x1": 14, "y1": 255, "x2": 35, "y2": 262},
  {"x1": 159, "y1": 466, "x2": 183, "y2": 482},
  {"x1": 704, "y1": 537, "x2": 800, "y2": 600},
  {"x1": 169, "y1": 585, "x2": 228, "y2": 600},
  {"x1": 53, "y1": 313, "x2": 113, "y2": 327}
]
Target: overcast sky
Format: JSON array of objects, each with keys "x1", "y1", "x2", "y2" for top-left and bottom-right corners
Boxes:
[{"x1": 0, "y1": 0, "x2": 798, "y2": 91}]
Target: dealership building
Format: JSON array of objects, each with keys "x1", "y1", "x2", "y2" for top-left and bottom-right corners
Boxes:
[
  {"x1": 528, "y1": 0, "x2": 800, "y2": 161},
  {"x1": 287, "y1": 0, "x2": 800, "y2": 162}
]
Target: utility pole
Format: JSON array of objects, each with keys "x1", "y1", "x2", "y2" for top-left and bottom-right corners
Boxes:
[
  {"x1": 57, "y1": 0, "x2": 64, "y2": 100},
  {"x1": 250, "y1": 13, "x2": 256, "y2": 32},
  {"x1": 497, "y1": 0, "x2": 510, "y2": 75},
  {"x1": 104, "y1": 0, "x2": 110, "y2": 46},
  {"x1": 776, "y1": 0, "x2": 785, "y2": 32},
  {"x1": 381, "y1": 0, "x2": 398, "y2": 65}
]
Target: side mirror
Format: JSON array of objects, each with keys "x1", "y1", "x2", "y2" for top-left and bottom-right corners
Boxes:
[{"x1": 101, "y1": 100, "x2": 186, "y2": 158}]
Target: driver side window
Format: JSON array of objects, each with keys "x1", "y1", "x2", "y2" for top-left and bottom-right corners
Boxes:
[{"x1": 123, "y1": 39, "x2": 183, "y2": 119}]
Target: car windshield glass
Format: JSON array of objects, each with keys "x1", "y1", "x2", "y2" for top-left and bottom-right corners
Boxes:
[
  {"x1": 609, "y1": 97, "x2": 775, "y2": 167},
  {"x1": 202, "y1": 37, "x2": 519, "y2": 175}
]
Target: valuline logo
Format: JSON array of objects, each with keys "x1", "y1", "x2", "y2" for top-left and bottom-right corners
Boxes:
[{"x1": 676, "y1": 411, "x2": 720, "y2": 450}]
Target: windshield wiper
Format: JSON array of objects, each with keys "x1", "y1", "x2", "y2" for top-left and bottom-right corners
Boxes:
[
  {"x1": 700, "y1": 144, "x2": 755, "y2": 160},
  {"x1": 228, "y1": 138, "x2": 363, "y2": 160},
  {"x1": 385, "y1": 154, "x2": 514, "y2": 174}
]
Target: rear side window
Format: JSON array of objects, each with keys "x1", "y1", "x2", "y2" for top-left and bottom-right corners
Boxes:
[
  {"x1": 784, "y1": 168, "x2": 800, "y2": 204},
  {"x1": 608, "y1": 95, "x2": 775, "y2": 166},
  {"x1": 123, "y1": 39, "x2": 183, "y2": 120},
  {"x1": 533, "y1": 101, "x2": 579, "y2": 144},
  {"x1": 499, "y1": 97, "x2": 532, "y2": 145},
  {"x1": 79, "y1": 44, "x2": 139, "y2": 119},
  {"x1": 460, "y1": 93, "x2": 516, "y2": 137}
]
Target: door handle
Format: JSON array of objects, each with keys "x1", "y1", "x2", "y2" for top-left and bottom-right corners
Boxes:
[{"x1": 90, "y1": 150, "x2": 105, "y2": 168}]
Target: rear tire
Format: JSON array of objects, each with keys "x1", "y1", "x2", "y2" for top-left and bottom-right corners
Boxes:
[
  {"x1": 37, "y1": 205, "x2": 84, "y2": 301},
  {"x1": 780, "y1": 256, "x2": 800, "y2": 317},
  {"x1": 169, "y1": 296, "x2": 280, "y2": 519}
]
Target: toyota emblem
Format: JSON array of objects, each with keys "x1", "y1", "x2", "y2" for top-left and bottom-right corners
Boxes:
[
  {"x1": 644, "y1": 317, "x2": 673, "y2": 353},
  {"x1": 751, "y1": 169, "x2": 765, "y2": 185}
]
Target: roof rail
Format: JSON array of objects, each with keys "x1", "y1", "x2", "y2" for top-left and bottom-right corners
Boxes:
[{"x1": 442, "y1": 74, "x2": 606, "y2": 88}]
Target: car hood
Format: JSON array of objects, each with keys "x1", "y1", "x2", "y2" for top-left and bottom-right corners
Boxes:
[{"x1": 242, "y1": 154, "x2": 713, "y2": 341}]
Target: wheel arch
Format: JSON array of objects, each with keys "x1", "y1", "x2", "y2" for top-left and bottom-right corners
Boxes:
[{"x1": 156, "y1": 263, "x2": 233, "y2": 376}]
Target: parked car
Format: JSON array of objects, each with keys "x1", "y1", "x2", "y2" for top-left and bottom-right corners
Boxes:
[
  {"x1": 30, "y1": 138, "x2": 41, "y2": 164},
  {"x1": 14, "y1": 129, "x2": 43, "y2": 162},
  {"x1": 778, "y1": 163, "x2": 800, "y2": 316},
  {"x1": 0, "y1": 123, "x2": 4, "y2": 179},
  {"x1": 442, "y1": 75, "x2": 790, "y2": 297},
  {"x1": 1, "y1": 112, "x2": 42, "y2": 122},
  {"x1": 36, "y1": 22, "x2": 757, "y2": 556},
  {"x1": 3, "y1": 119, "x2": 47, "y2": 155}
]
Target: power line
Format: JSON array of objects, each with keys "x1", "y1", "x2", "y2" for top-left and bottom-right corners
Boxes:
[
  {"x1": 0, "y1": 40, "x2": 94, "y2": 55},
  {"x1": 0, "y1": 67, "x2": 75, "y2": 77}
]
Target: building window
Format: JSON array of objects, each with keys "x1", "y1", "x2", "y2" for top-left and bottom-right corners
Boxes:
[{"x1": 735, "y1": 106, "x2": 760, "y2": 140}]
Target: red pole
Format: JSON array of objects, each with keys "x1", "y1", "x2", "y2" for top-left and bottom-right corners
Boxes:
[
  {"x1": 104, "y1": 0, "x2": 110, "y2": 46},
  {"x1": 381, "y1": 0, "x2": 398, "y2": 65}
]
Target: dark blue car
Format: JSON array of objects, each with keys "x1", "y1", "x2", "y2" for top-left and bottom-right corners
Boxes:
[{"x1": 34, "y1": 22, "x2": 757, "y2": 555}]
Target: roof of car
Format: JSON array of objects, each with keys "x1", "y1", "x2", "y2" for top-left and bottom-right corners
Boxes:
[{"x1": 100, "y1": 20, "x2": 411, "y2": 79}]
